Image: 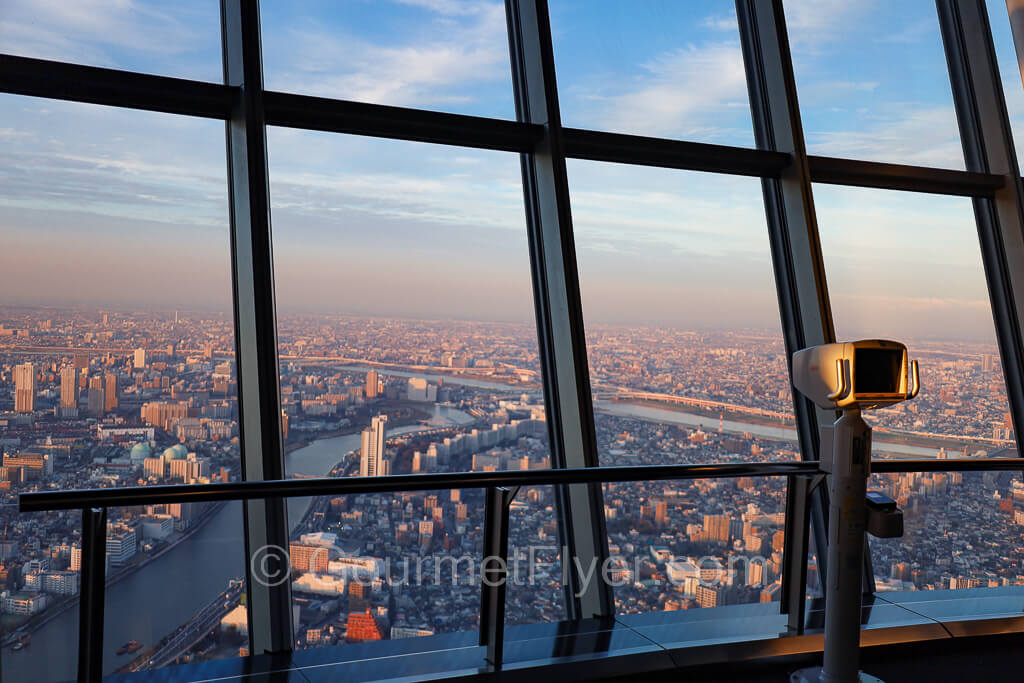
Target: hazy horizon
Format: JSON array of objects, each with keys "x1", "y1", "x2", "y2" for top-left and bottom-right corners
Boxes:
[{"x1": 2, "y1": 0, "x2": 1021, "y2": 344}]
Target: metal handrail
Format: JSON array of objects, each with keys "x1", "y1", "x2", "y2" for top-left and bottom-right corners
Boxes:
[
  {"x1": 18, "y1": 455, "x2": 1024, "y2": 683},
  {"x1": 19, "y1": 461, "x2": 822, "y2": 512},
  {"x1": 20, "y1": 458, "x2": 1024, "y2": 513}
]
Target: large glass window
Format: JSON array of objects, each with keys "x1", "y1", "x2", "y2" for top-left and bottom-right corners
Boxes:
[
  {"x1": 0, "y1": 0, "x2": 222, "y2": 82},
  {"x1": 603, "y1": 477, "x2": 788, "y2": 614},
  {"x1": 4, "y1": 1, "x2": 1024, "y2": 679},
  {"x1": 260, "y1": 0, "x2": 515, "y2": 119},
  {"x1": 0, "y1": 96, "x2": 246, "y2": 681},
  {"x1": 815, "y1": 185, "x2": 1011, "y2": 447},
  {"x1": 986, "y1": 0, "x2": 1024, "y2": 170},
  {"x1": 786, "y1": 0, "x2": 965, "y2": 169},
  {"x1": 267, "y1": 131, "x2": 564, "y2": 646},
  {"x1": 549, "y1": 0, "x2": 754, "y2": 146},
  {"x1": 568, "y1": 162, "x2": 797, "y2": 466},
  {"x1": 567, "y1": 161, "x2": 795, "y2": 613},
  {"x1": 815, "y1": 184, "x2": 1017, "y2": 591}
]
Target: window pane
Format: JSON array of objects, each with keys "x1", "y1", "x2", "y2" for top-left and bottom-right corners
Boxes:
[
  {"x1": 101, "y1": 505, "x2": 248, "y2": 673},
  {"x1": 507, "y1": 487, "x2": 567, "y2": 625},
  {"x1": 0, "y1": 96, "x2": 242, "y2": 681},
  {"x1": 785, "y1": 0, "x2": 964, "y2": 169},
  {"x1": 267, "y1": 131, "x2": 564, "y2": 646},
  {"x1": 549, "y1": 0, "x2": 754, "y2": 146},
  {"x1": 870, "y1": 470, "x2": 1024, "y2": 591},
  {"x1": 568, "y1": 161, "x2": 798, "y2": 466},
  {"x1": 814, "y1": 185, "x2": 1011, "y2": 446},
  {"x1": 260, "y1": 1, "x2": 514, "y2": 119},
  {"x1": 567, "y1": 162, "x2": 795, "y2": 613},
  {"x1": 604, "y1": 478, "x2": 788, "y2": 613},
  {"x1": 0, "y1": 1, "x2": 222, "y2": 82},
  {"x1": 815, "y1": 185, "x2": 1015, "y2": 592},
  {"x1": 986, "y1": 0, "x2": 1024, "y2": 170}
]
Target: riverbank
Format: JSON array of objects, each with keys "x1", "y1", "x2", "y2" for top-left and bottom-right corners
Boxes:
[
  {"x1": 283, "y1": 409, "x2": 432, "y2": 456},
  {"x1": 608, "y1": 398, "x2": 796, "y2": 429},
  {"x1": 2, "y1": 404, "x2": 476, "y2": 680},
  {"x1": 1, "y1": 499, "x2": 227, "y2": 649}
]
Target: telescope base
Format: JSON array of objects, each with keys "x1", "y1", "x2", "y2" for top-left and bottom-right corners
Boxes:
[{"x1": 790, "y1": 667, "x2": 884, "y2": 683}]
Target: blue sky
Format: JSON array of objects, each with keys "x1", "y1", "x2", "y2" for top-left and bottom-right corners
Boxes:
[{"x1": 0, "y1": 0, "x2": 1020, "y2": 343}]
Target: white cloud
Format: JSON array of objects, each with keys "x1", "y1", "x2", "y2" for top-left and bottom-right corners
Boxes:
[
  {"x1": 700, "y1": 12, "x2": 737, "y2": 32},
  {"x1": 584, "y1": 41, "x2": 751, "y2": 143},
  {"x1": 263, "y1": 2, "x2": 510, "y2": 112},
  {"x1": 874, "y1": 18, "x2": 934, "y2": 45},
  {"x1": 393, "y1": 0, "x2": 484, "y2": 16},
  {"x1": 805, "y1": 105, "x2": 964, "y2": 168},
  {"x1": 0, "y1": 0, "x2": 218, "y2": 78},
  {"x1": 784, "y1": 0, "x2": 873, "y2": 50}
]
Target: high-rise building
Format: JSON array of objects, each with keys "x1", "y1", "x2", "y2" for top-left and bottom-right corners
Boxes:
[
  {"x1": 103, "y1": 373, "x2": 118, "y2": 412},
  {"x1": 134, "y1": 348, "x2": 146, "y2": 369},
  {"x1": 169, "y1": 454, "x2": 210, "y2": 482},
  {"x1": 290, "y1": 543, "x2": 329, "y2": 573},
  {"x1": 14, "y1": 363, "x2": 35, "y2": 413},
  {"x1": 106, "y1": 525, "x2": 137, "y2": 566},
  {"x1": 87, "y1": 376, "x2": 105, "y2": 416},
  {"x1": 746, "y1": 558, "x2": 765, "y2": 586},
  {"x1": 365, "y1": 370, "x2": 379, "y2": 399},
  {"x1": 703, "y1": 514, "x2": 733, "y2": 543},
  {"x1": 2, "y1": 452, "x2": 52, "y2": 480},
  {"x1": 360, "y1": 414, "x2": 389, "y2": 477},
  {"x1": 654, "y1": 500, "x2": 668, "y2": 527},
  {"x1": 144, "y1": 457, "x2": 166, "y2": 478},
  {"x1": 695, "y1": 584, "x2": 723, "y2": 608},
  {"x1": 406, "y1": 377, "x2": 437, "y2": 402},
  {"x1": 140, "y1": 401, "x2": 189, "y2": 430},
  {"x1": 72, "y1": 353, "x2": 90, "y2": 372},
  {"x1": 59, "y1": 366, "x2": 78, "y2": 410},
  {"x1": 41, "y1": 570, "x2": 79, "y2": 596}
]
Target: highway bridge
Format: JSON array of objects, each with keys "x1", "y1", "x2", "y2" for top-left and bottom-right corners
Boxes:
[
  {"x1": 593, "y1": 388, "x2": 795, "y2": 422},
  {"x1": 122, "y1": 581, "x2": 243, "y2": 673}
]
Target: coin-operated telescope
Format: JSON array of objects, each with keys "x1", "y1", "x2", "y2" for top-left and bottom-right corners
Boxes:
[{"x1": 791, "y1": 340, "x2": 919, "y2": 683}]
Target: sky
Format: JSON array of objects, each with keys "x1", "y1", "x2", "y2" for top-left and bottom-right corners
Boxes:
[{"x1": 0, "y1": 0, "x2": 1022, "y2": 342}]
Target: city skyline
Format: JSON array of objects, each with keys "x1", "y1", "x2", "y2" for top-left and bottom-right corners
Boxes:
[
  {"x1": 4, "y1": 2, "x2": 1024, "y2": 681},
  {"x1": 0, "y1": 304, "x2": 1017, "y2": 680}
]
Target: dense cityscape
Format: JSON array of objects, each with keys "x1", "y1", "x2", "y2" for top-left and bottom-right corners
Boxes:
[{"x1": 0, "y1": 307, "x2": 1019, "y2": 681}]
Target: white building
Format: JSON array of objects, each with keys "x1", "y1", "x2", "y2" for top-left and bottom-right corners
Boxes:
[
  {"x1": 293, "y1": 572, "x2": 347, "y2": 596},
  {"x1": 41, "y1": 570, "x2": 80, "y2": 596},
  {"x1": 140, "y1": 514, "x2": 174, "y2": 540},
  {"x1": 666, "y1": 558, "x2": 702, "y2": 597},
  {"x1": 359, "y1": 415, "x2": 389, "y2": 477},
  {"x1": 406, "y1": 377, "x2": 437, "y2": 402},
  {"x1": 106, "y1": 526, "x2": 137, "y2": 566}
]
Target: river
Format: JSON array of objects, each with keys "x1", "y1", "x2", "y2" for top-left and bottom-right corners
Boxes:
[
  {"x1": 334, "y1": 364, "x2": 530, "y2": 392},
  {"x1": 4, "y1": 405, "x2": 473, "y2": 683},
  {"x1": 593, "y1": 400, "x2": 944, "y2": 458}
]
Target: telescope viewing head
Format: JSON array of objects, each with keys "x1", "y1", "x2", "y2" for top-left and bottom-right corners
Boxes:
[{"x1": 792, "y1": 339, "x2": 920, "y2": 411}]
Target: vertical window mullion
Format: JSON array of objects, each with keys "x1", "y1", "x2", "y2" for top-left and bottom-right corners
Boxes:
[
  {"x1": 735, "y1": 0, "x2": 842, "y2": 630},
  {"x1": 937, "y1": 0, "x2": 1024, "y2": 470},
  {"x1": 504, "y1": 0, "x2": 613, "y2": 619},
  {"x1": 220, "y1": 0, "x2": 293, "y2": 653}
]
